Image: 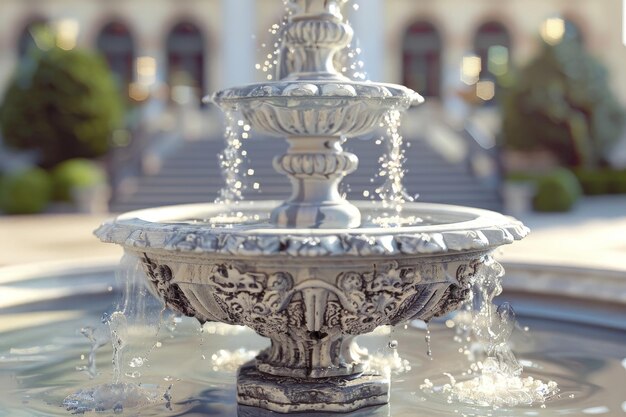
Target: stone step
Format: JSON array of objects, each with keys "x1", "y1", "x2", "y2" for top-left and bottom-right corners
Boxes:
[{"x1": 111, "y1": 131, "x2": 502, "y2": 213}]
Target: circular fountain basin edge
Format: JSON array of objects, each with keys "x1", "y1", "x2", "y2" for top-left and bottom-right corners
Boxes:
[{"x1": 95, "y1": 201, "x2": 528, "y2": 258}]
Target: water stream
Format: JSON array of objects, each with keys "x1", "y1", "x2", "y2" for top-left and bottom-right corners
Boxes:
[
  {"x1": 366, "y1": 110, "x2": 421, "y2": 227},
  {"x1": 62, "y1": 255, "x2": 170, "y2": 414}
]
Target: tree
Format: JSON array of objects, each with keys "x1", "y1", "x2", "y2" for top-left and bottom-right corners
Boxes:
[
  {"x1": 0, "y1": 37, "x2": 123, "y2": 169},
  {"x1": 500, "y1": 37, "x2": 625, "y2": 168}
]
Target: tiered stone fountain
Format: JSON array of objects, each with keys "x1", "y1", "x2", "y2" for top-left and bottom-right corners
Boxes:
[{"x1": 96, "y1": 0, "x2": 528, "y2": 413}]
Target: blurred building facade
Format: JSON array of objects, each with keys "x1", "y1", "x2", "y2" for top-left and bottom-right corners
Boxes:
[{"x1": 0, "y1": 0, "x2": 625, "y2": 108}]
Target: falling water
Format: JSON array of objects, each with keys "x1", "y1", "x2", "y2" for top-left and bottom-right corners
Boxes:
[
  {"x1": 370, "y1": 110, "x2": 421, "y2": 227},
  {"x1": 75, "y1": 326, "x2": 108, "y2": 379},
  {"x1": 215, "y1": 112, "x2": 248, "y2": 206},
  {"x1": 63, "y1": 254, "x2": 167, "y2": 413},
  {"x1": 425, "y1": 324, "x2": 433, "y2": 360},
  {"x1": 426, "y1": 257, "x2": 559, "y2": 409},
  {"x1": 337, "y1": 1, "x2": 368, "y2": 81}
]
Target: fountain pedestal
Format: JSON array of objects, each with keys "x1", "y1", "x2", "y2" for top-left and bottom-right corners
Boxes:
[{"x1": 237, "y1": 362, "x2": 389, "y2": 413}]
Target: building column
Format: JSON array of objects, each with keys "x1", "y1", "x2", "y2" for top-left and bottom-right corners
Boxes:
[
  {"x1": 347, "y1": 0, "x2": 384, "y2": 82},
  {"x1": 220, "y1": 0, "x2": 256, "y2": 89}
]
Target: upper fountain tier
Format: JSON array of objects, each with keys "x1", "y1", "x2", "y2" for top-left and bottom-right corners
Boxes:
[
  {"x1": 212, "y1": 0, "x2": 422, "y2": 229},
  {"x1": 213, "y1": 0, "x2": 422, "y2": 138}
]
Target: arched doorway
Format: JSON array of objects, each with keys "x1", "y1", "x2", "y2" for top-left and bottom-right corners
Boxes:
[
  {"x1": 473, "y1": 21, "x2": 511, "y2": 79},
  {"x1": 402, "y1": 21, "x2": 442, "y2": 98},
  {"x1": 17, "y1": 17, "x2": 48, "y2": 58},
  {"x1": 96, "y1": 21, "x2": 135, "y2": 89},
  {"x1": 166, "y1": 22, "x2": 206, "y2": 98}
]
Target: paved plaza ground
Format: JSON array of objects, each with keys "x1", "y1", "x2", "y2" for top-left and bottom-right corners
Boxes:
[{"x1": 0, "y1": 196, "x2": 625, "y2": 273}]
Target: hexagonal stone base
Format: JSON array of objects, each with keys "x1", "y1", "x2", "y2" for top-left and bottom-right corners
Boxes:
[{"x1": 236, "y1": 362, "x2": 390, "y2": 413}]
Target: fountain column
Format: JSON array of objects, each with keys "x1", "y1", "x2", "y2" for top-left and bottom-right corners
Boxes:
[{"x1": 220, "y1": 0, "x2": 256, "y2": 87}]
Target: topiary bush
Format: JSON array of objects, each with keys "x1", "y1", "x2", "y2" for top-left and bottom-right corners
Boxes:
[
  {"x1": 52, "y1": 158, "x2": 107, "y2": 202},
  {"x1": 533, "y1": 168, "x2": 582, "y2": 212},
  {"x1": 0, "y1": 42, "x2": 123, "y2": 169},
  {"x1": 0, "y1": 168, "x2": 52, "y2": 214},
  {"x1": 500, "y1": 38, "x2": 625, "y2": 168}
]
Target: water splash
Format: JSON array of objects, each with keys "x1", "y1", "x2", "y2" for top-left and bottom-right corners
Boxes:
[
  {"x1": 107, "y1": 311, "x2": 128, "y2": 385},
  {"x1": 64, "y1": 254, "x2": 168, "y2": 414},
  {"x1": 369, "y1": 350, "x2": 412, "y2": 376},
  {"x1": 435, "y1": 257, "x2": 559, "y2": 409},
  {"x1": 63, "y1": 383, "x2": 159, "y2": 414},
  {"x1": 210, "y1": 348, "x2": 259, "y2": 373},
  {"x1": 75, "y1": 326, "x2": 108, "y2": 379}
]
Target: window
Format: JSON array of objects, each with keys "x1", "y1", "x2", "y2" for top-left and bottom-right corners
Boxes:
[
  {"x1": 403, "y1": 22, "x2": 442, "y2": 98},
  {"x1": 97, "y1": 22, "x2": 135, "y2": 89},
  {"x1": 166, "y1": 22, "x2": 206, "y2": 97},
  {"x1": 473, "y1": 21, "x2": 511, "y2": 80}
]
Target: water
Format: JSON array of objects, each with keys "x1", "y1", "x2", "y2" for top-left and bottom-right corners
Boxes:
[
  {"x1": 215, "y1": 112, "x2": 250, "y2": 207},
  {"x1": 1, "y1": 267, "x2": 625, "y2": 416},
  {"x1": 424, "y1": 257, "x2": 559, "y2": 409}
]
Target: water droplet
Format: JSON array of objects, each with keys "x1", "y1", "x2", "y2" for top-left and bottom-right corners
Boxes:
[
  {"x1": 425, "y1": 327, "x2": 433, "y2": 360},
  {"x1": 129, "y1": 357, "x2": 145, "y2": 368},
  {"x1": 388, "y1": 340, "x2": 398, "y2": 349}
]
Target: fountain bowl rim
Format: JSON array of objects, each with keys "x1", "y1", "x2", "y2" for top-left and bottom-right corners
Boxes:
[
  {"x1": 95, "y1": 201, "x2": 528, "y2": 258},
  {"x1": 208, "y1": 80, "x2": 424, "y2": 107}
]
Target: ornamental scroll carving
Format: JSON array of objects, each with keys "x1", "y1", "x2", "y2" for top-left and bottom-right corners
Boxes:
[
  {"x1": 194, "y1": 260, "x2": 478, "y2": 337},
  {"x1": 141, "y1": 254, "x2": 196, "y2": 318},
  {"x1": 139, "y1": 255, "x2": 481, "y2": 332}
]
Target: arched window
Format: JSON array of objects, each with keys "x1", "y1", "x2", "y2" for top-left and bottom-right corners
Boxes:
[
  {"x1": 17, "y1": 17, "x2": 48, "y2": 58},
  {"x1": 96, "y1": 22, "x2": 135, "y2": 88},
  {"x1": 402, "y1": 22, "x2": 442, "y2": 98},
  {"x1": 166, "y1": 22, "x2": 206, "y2": 97},
  {"x1": 473, "y1": 21, "x2": 511, "y2": 79}
]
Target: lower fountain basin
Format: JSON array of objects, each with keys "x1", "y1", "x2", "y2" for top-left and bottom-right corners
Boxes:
[
  {"x1": 0, "y1": 263, "x2": 624, "y2": 416},
  {"x1": 94, "y1": 201, "x2": 528, "y2": 412}
]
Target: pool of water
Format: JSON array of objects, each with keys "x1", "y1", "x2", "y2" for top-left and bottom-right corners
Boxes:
[{"x1": 0, "y1": 266, "x2": 625, "y2": 417}]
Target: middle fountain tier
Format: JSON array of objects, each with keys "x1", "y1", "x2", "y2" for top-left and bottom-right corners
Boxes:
[{"x1": 96, "y1": 0, "x2": 529, "y2": 413}]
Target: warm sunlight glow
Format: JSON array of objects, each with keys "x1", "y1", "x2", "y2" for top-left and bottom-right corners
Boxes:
[
  {"x1": 461, "y1": 55, "x2": 481, "y2": 85},
  {"x1": 136, "y1": 56, "x2": 157, "y2": 87},
  {"x1": 476, "y1": 80, "x2": 495, "y2": 101},
  {"x1": 54, "y1": 19, "x2": 79, "y2": 50},
  {"x1": 541, "y1": 17, "x2": 565, "y2": 45}
]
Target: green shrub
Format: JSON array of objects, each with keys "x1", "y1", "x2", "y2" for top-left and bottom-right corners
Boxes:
[
  {"x1": 574, "y1": 169, "x2": 626, "y2": 195},
  {"x1": 52, "y1": 158, "x2": 107, "y2": 202},
  {"x1": 500, "y1": 38, "x2": 625, "y2": 168},
  {"x1": 505, "y1": 171, "x2": 539, "y2": 183},
  {"x1": 611, "y1": 171, "x2": 626, "y2": 194},
  {"x1": 0, "y1": 43, "x2": 123, "y2": 169},
  {"x1": 533, "y1": 168, "x2": 582, "y2": 212},
  {"x1": 0, "y1": 168, "x2": 52, "y2": 214}
]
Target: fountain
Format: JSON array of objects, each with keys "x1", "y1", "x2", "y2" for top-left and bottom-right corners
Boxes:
[{"x1": 94, "y1": 0, "x2": 530, "y2": 413}]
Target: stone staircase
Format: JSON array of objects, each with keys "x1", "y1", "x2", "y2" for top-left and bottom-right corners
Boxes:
[{"x1": 111, "y1": 134, "x2": 502, "y2": 213}]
